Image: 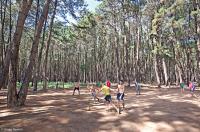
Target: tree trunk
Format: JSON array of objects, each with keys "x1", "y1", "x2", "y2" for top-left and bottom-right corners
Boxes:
[
  {"x1": 33, "y1": 22, "x2": 47, "y2": 91},
  {"x1": 43, "y1": 0, "x2": 57, "y2": 90},
  {"x1": 162, "y1": 57, "x2": 168, "y2": 85},
  {"x1": 152, "y1": 35, "x2": 161, "y2": 86},
  {"x1": 33, "y1": 0, "x2": 41, "y2": 91},
  {"x1": 154, "y1": 54, "x2": 161, "y2": 86},
  {"x1": 18, "y1": 0, "x2": 51, "y2": 106},
  {"x1": 7, "y1": 0, "x2": 33, "y2": 107},
  {"x1": 175, "y1": 64, "x2": 179, "y2": 85},
  {"x1": 193, "y1": 0, "x2": 200, "y2": 85},
  {"x1": 0, "y1": 0, "x2": 8, "y2": 69},
  {"x1": 0, "y1": 0, "x2": 8, "y2": 90}
]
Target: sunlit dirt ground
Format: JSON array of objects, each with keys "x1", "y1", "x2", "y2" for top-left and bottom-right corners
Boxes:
[{"x1": 0, "y1": 86, "x2": 200, "y2": 132}]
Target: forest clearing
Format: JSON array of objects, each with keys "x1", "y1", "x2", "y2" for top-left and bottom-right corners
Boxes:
[
  {"x1": 0, "y1": 0, "x2": 200, "y2": 132},
  {"x1": 1, "y1": 86, "x2": 200, "y2": 132}
]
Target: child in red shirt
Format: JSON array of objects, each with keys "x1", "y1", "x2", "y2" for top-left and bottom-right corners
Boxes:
[{"x1": 106, "y1": 80, "x2": 111, "y2": 88}]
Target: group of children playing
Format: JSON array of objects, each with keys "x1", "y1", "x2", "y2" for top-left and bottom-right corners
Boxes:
[
  {"x1": 72, "y1": 80, "x2": 141, "y2": 113},
  {"x1": 86, "y1": 80, "x2": 125, "y2": 112},
  {"x1": 180, "y1": 81, "x2": 196, "y2": 96},
  {"x1": 72, "y1": 80, "x2": 198, "y2": 113}
]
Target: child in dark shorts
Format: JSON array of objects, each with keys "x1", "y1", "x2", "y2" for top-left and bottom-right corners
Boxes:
[
  {"x1": 117, "y1": 80, "x2": 125, "y2": 108},
  {"x1": 73, "y1": 82, "x2": 80, "y2": 95}
]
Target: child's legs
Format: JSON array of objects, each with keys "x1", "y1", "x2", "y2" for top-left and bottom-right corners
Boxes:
[
  {"x1": 116, "y1": 93, "x2": 121, "y2": 107},
  {"x1": 181, "y1": 87, "x2": 184, "y2": 93},
  {"x1": 122, "y1": 100, "x2": 125, "y2": 108},
  {"x1": 78, "y1": 89, "x2": 80, "y2": 95},
  {"x1": 105, "y1": 95, "x2": 111, "y2": 109},
  {"x1": 136, "y1": 87, "x2": 139, "y2": 94},
  {"x1": 104, "y1": 100, "x2": 109, "y2": 109},
  {"x1": 121, "y1": 94, "x2": 125, "y2": 108},
  {"x1": 108, "y1": 101, "x2": 111, "y2": 109},
  {"x1": 191, "y1": 87, "x2": 195, "y2": 96},
  {"x1": 117, "y1": 100, "x2": 121, "y2": 108},
  {"x1": 117, "y1": 93, "x2": 121, "y2": 100},
  {"x1": 92, "y1": 93, "x2": 98, "y2": 101},
  {"x1": 73, "y1": 88, "x2": 76, "y2": 95},
  {"x1": 73, "y1": 87, "x2": 80, "y2": 95},
  {"x1": 138, "y1": 87, "x2": 141, "y2": 94},
  {"x1": 91, "y1": 93, "x2": 95, "y2": 99},
  {"x1": 119, "y1": 94, "x2": 125, "y2": 108},
  {"x1": 75, "y1": 88, "x2": 78, "y2": 94},
  {"x1": 192, "y1": 87, "x2": 195, "y2": 92},
  {"x1": 94, "y1": 95, "x2": 98, "y2": 100}
]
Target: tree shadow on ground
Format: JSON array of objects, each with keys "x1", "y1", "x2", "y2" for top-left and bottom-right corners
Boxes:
[{"x1": 0, "y1": 88, "x2": 200, "y2": 132}]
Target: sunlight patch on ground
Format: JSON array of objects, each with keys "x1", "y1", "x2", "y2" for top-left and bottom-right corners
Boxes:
[
  {"x1": 183, "y1": 99, "x2": 200, "y2": 107},
  {"x1": 42, "y1": 93, "x2": 65, "y2": 96},
  {"x1": 140, "y1": 116, "x2": 150, "y2": 121},
  {"x1": 140, "y1": 112, "x2": 151, "y2": 116},
  {"x1": 155, "y1": 122, "x2": 175, "y2": 131},
  {"x1": 0, "y1": 111, "x2": 15, "y2": 117},
  {"x1": 156, "y1": 94, "x2": 182, "y2": 100},
  {"x1": 74, "y1": 109, "x2": 85, "y2": 112},
  {"x1": 30, "y1": 106, "x2": 54, "y2": 111},
  {"x1": 35, "y1": 98, "x2": 70, "y2": 105},
  {"x1": 120, "y1": 121, "x2": 140, "y2": 131},
  {"x1": 153, "y1": 111, "x2": 168, "y2": 116},
  {"x1": 156, "y1": 94, "x2": 200, "y2": 107},
  {"x1": 37, "y1": 100, "x2": 58, "y2": 105},
  {"x1": 172, "y1": 121, "x2": 185, "y2": 125},
  {"x1": 141, "y1": 121, "x2": 174, "y2": 132},
  {"x1": 89, "y1": 103, "x2": 106, "y2": 110},
  {"x1": 0, "y1": 119, "x2": 26, "y2": 127},
  {"x1": 173, "y1": 123, "x2": 200, "y2": 132},
  {"x1": 172, "y1": 120, "x2": 200, "y2": 132},
  {"x1": 38, "y1": 92, "x2": 72, "y2": 97},
  {"x1": 27, "y1": 94, "x2": 38, "y2": 97}
]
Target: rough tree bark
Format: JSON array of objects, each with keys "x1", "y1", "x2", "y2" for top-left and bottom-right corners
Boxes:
[
  {"x1": 162, "y1": 57, "x2": 168, "y2": 85},
  {"x1": 17, "y1": 0, "x2": 51, "y2": 106},
  {"x1": 7, "y1": 0, "x2": 33, "y2": 107},
  {"x1": 33, "y1": 0, "x2": 41, "y2": 91},
  {"x1": 0, "y1": 0, "x2": 8, "y2": 89},
  {"x1": 33, "y1": 20, "x2": 47, "y2": 91},
  {"x1": 192, "y1": 0, "x2": 200, "y2": 85},
  {"x1": 43, "y1": 0, "x2": 58, "y2": 90}
]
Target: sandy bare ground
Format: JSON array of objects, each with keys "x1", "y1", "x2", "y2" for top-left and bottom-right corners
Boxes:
[{"x1": 0, "y1": 87, "x2": 200, "y2": 132}]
